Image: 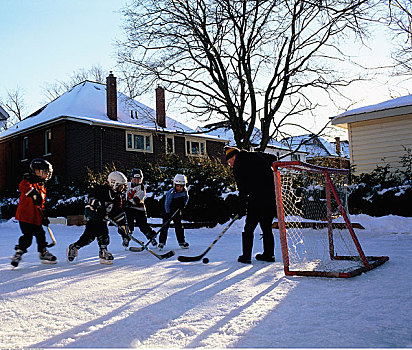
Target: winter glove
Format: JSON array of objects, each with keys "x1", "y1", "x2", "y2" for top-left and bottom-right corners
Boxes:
[
  {"x1": 26, "y1": 188, "x2": 42, "y2": 206},
  {"x1": 42, "y1": 216, "x2": 50, "y2": 226},
  {"x1": 237, "y1": 200, "x2": 247, "y2": 218},
  {"x1": 89, "y1": 198, "x2": 103, "y2": 211},
  {"x1": 164, "y1": 210, "x2": 180, "y2": 220},
  {"x1": 84, "y1": 198, "x2": 106, "y2": 221}
]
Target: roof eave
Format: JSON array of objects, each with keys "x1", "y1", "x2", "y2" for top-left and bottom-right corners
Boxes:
[{"x1": 332, "y1": 105, "x2": 412, "y2": 126}]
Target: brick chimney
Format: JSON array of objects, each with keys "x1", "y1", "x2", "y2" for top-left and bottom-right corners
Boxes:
[
  {"x1": 106, "y1": 71, "x2": 117, "y2": 121},
  {"x1": 155, "y1": 86, "x2": 166, "y2": 128},
  {"x1": 335, "y1": 137, "x2": 341, "y2": 155}
]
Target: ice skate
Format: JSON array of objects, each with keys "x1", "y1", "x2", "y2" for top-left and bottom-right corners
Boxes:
[
  {"x1": 99, "y1": 247, "x2": 114, "y2": 265},
  {"x1": 67, "y1": 244, "x2": 79, "y2": 262},
  {"x1": 179, "y1": 241, "x2": 189, "y2": 249},
  {"x1": 122, "y1": 236, "x2": 130, "y2": 249},
  {"x1": 158, "y1": 243, "x2": 164, "y2": 251},
  {"x1": 11, "y1": 249, "x2": 24, "y2": 268},
  {"x1": 145, "y1": 233, "x2": 158, "y2": 247},
  {"x1": 39, "y1": 249, "x2": 57, "y2": 264}
]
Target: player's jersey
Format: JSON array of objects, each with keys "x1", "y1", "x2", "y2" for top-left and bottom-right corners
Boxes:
[
  {"x1": 15, "y1": 176, "x2": 46, "y2": 226},
  {"x1": 126, "y1": 182, "x2": 146, "y2": 211},
  {"x1": 84, "y1": 184, "x2": 124, "y2": 222}
]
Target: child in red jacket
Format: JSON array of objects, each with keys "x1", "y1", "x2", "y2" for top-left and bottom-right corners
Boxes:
[{"x1": 11, "y1": 158, "x2": 56, "y2": 267}]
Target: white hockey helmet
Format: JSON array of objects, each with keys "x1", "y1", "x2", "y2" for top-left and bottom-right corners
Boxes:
[
  {"x1": 173, "y1": 174, "x2": 187, "y2": 186},
  {"x1": 108, "y1": 171, "x2": 127, "y2": 192}
]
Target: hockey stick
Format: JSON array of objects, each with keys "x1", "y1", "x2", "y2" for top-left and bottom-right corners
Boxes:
[
  {"x1": 177, "y1": 214, "x2": 239, "y2": 262},
  {"x1": 129, "y1": 208, "x2": 180, "y2": 252},
  {"x1": 38, "y1": 208, "x2": 56, "y2": 247},
  {"x1": 46, "y1": 225, "x2": 56, "y2": 247},
  {"x1": 106, "y1": 217, "x2": 175, "y2": 260}
]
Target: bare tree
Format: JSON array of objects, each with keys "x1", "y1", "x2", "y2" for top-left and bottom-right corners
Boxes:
[
  {"x1": 117, "y1": 0, "x2": 373, "y2": 150},
  {"x1": 386, "y1": 0, "x2": 412, "y2": 75},
  {"x1": 42, "y1": 64, "x2": 107, "y2": 102},
  {"x1": 0, "y1": 87, "x2": 27, "y2": 128}
]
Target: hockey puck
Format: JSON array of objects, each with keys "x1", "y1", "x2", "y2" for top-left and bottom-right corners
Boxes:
[{"x1": 202, "y1": 257, "x2": 209, "y2": 264}]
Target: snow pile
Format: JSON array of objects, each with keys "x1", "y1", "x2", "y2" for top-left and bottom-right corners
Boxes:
[{"x1": 0, "y1": 215, "x2": 411, "y2": 348}]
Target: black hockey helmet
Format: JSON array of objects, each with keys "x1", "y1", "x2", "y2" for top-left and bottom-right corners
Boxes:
[
  {"x1": 130, "y1": 168, "x2": 143, "y2": 180},
  {"x1": 30, "y1": 158, "x2": 53, "y2": 181}
]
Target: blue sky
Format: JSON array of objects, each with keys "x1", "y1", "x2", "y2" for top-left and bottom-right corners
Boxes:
[
  {"x1": 0, "y1": 0, "x2": 410, "y2": 135},
  {"x1": 0, "y1": 0, "x2": 127, "y2": 110}
]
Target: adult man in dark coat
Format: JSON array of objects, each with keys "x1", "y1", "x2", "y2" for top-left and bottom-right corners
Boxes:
[{"x1": 225, "y1": 146, "x2": 277, "y2": 264}]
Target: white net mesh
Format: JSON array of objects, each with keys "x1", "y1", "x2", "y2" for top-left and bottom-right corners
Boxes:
[{"x1": 277, "y1": 167, "x2": 366, "y2": 275}]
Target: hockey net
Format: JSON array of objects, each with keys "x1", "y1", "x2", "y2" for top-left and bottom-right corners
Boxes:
[{"x1": 273, "y1": 161, "x2": 388, "y2": 278}]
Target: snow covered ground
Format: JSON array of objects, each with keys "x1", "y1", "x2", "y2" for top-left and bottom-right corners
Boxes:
[{"x1": 0, "y1": 214, "x2": 411, "y2": 348}]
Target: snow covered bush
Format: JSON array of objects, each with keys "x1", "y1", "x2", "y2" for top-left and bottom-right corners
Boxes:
[
  {"x1": 348, "y1": 148, "x2": 412, "y2": 217},
  {"x1": 84, "y1": 155, "x2": 239, "y2": 223},
  {"x1": 132, "y1": 154, "x2": 238, "y2": 223}
]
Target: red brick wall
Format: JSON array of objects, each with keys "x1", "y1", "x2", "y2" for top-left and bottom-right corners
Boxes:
[
  {"x1": 0, "y1": 120, "x2": 227, "y2": 193},
  {"x1": 0, "y1": 122, "x2": 68, "y2": 192},
  {"x1": 206, "y1": 139, "x2": 225, "y2": 162},
  {"x1": 106, "y1": 73, "x2": 117, "y2": 121}
]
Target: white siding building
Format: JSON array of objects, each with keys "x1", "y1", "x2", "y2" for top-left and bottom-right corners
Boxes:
[{"x1": 332, "y1": 94, "x2": 412, "y2": 175}]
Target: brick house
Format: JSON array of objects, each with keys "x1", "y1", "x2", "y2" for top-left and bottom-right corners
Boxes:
[{"x1": 0, "y1": 73, "x2": 227, "y2": 193}]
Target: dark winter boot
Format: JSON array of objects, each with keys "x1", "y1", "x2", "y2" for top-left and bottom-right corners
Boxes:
[
  {"x1": 67, "y1": 244, "x2": 79, "y2": 262},
  {"x1": 237, "y1": 255, "x2": 251, "y2": 264},
  {"x1": 39, "y1": 249, "x2": 57, "y2": 264},
  {"x1": 255, "y1": 253, "x2": 275, "y2": 262},
  {"x1": 11, "y1": 249, "x2": 24, "y2": 267},
  {"x1": 99, "y1": 247, "x2": 114, "y2": 265},
  {"x1": 238, "y1": 231, "x2": 253, "y2": 264}
]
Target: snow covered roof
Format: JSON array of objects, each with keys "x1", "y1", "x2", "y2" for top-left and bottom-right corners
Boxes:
[
  {"x1": 265, "y1": 138, "x2": 305, "y2": 152},
  {"x1": 332, "y1": 94, "x2": 412, "y2": 126},
  {"x1": 281, "y1": 134, "x2": 348, "y2": 158},
  {"x1": 0, "y1": 81, "x2": 223, "y2": 141}
]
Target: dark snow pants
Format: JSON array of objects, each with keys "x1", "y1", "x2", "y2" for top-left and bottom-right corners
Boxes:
[
  {"x1": 159, "y1": 211, "x2": 185, "y2": 245},
  {"x1": 125, "y1": 208, "x2": 156, "y2": 239},
  {"x1": 241, "y1": 206, "x2": 275, "y2": 259},
  {"x1": 17, "y1": 221, "x2": 47, "y2": 253},
  {"x1": 73, "y1": 221, "x2": 110, "y2": 249}
]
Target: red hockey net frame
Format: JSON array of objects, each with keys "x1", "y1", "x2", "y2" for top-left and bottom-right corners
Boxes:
[{"x1": 273, "y1": 161, "x2": 389, "y2": 278}]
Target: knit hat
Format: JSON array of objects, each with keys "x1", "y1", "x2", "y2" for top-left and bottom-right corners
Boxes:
[{"x1": 225, "y1": 146, "x2": 240, "y2": 161}]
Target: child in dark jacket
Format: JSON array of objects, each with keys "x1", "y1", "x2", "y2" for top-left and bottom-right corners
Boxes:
[
  {"x1": 158, "y1": 174, "x2": 189, "y2": 250},
  {"x1": 66, "y1": 171, "x2": 127, "y2": 265},
  {"x1": 11, "y1": 158, "x2": 56, "y2": 267}
]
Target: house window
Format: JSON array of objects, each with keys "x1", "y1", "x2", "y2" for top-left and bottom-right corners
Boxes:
[
  {"x1": 186, "y1": 138, "x2": 206, "y2": 156},
  {"x1": 291, "y1": 153, "x2": 301, "y2": 161},
  {"x1": 126, "y1": 131, "x2": 153, "y2": 153},
  {"x1": 22, "y1": 137, "x2": 28, "y2": 160},
  {"x1": 166, "y1": 136, "x2": 174, "y2": 154},
  {"x1": 44, "y1": 129, "x2": 52, "y2": 155}
]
